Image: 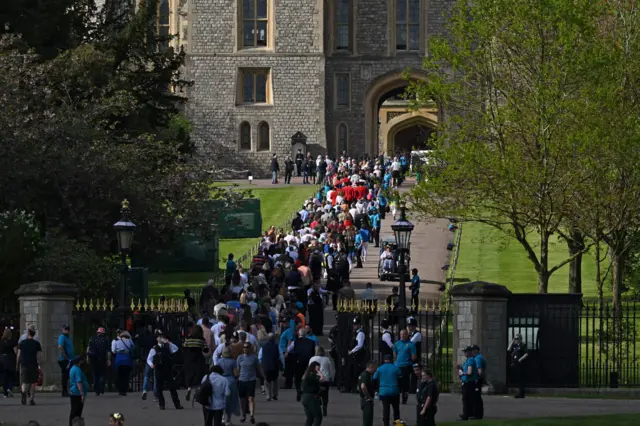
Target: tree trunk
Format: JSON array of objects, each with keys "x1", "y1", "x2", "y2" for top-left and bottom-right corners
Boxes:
[
  {"x1": 538, "y1": 232, "x2": 550, "y2": 293},
  {"x1": 567, "y1": 229, "x2": 585, "y2": 294},
  {"x1": 611, "y1": 249, "x2": 625, "y2": 310}
]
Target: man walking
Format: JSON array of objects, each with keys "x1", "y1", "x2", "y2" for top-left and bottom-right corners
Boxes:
[
  {"x1": 374, "y1": 354, "x2": 402, "y2": 426},
  {"x1": 17, "y1": 327, "x2": 41, "y2": 405},
  {"x1": 472, "y1": 344, "x2": 486, "y2": 419},
  {"x1": 148, "y1": 332, "x2": 183, "y2": 411},
  {"x1": 258, "y1": 333, "x2": 283, "y2": 401},
  {"x1": 58, "y1": 324, "x2": 74, "y2": 397},
  {"x1": 86, "y1": 327, "x2": 110, "y2": 396},
  {"x1": 290, "y1": 328, "x2": 316, "y2": 401},
  {"x1": 358, "y1": 362, "x2": 376, "y2": 426},
  {"x1": 237, "y1": 341, "x2": 264, "y2": 423}
]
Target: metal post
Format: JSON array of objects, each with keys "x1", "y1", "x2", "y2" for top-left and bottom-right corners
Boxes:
[
  {"x1": 398, "y1": 248, "x2": 408, "y2": 330},
  {"x1": 119, "y1": 252, "x2": 128, "y2": 329}
]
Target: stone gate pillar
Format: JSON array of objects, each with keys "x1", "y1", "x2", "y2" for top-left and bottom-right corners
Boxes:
[
  {"x1": 15, "y1": 281, "x2": 77, "y2": 390},
  {"x1": 450, "y1": 281, "x2": 511, "y2": 394}
]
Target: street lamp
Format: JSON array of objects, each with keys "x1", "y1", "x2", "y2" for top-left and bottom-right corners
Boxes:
[
  {"x1": 391, "y1": 200, "x2": 414, "y2": 330},
  {"x1": 113, "y1": 199, "x2": 136, "y2": 313}
]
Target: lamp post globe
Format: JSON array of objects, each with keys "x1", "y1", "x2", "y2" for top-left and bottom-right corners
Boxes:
[
  {"x1": 391, "y1": 201, "x2": 414, "y2": 330},
  {"x1": 113, "y1": 199, "x2": 136, "y2": 316}
]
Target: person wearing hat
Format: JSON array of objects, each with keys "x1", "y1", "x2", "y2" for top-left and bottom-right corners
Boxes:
[
  {"x1": 147, "y1": 332, "x2": 183, "y2": 410},
  {"x1": 373, "y1": 354, "x2": 402, "y2": 426},
  {"x1": 508, "y1": 334, "x2": 529, "y2": 399},
  {"x1": 347, "y1": 317, "x2": 367, "y2": 393},
  {"x1": 68, "y1": 354, "x2": 88, "y2": 426},
  {"x1": 87, "y1": 327, "x2": 110, "y2": 396},
  {"x1": 471, "y1": 344, "x2": 486, "y2": 419},
  {"x1": 457, "y1": 346, "x2": 478, "y2": 421},
  {"x1": 57, "y1": 324, "x2": 74, "y2": 397}
]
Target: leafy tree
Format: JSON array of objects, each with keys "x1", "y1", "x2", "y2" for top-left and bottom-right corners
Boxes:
[
  {"x1": 408, "y1": 0, "x2": 603, "y2": 293},
  {"x1": 0, "y1": 1, "x2": 233, "y2": 296}
]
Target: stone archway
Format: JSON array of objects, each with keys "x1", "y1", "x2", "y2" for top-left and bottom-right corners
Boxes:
[
  {"x1": 385, "y1": 113, "x2": 437, "y2": 155},
  {"x1": 364, "y1": 70, "x2": 430, "y2": 155}
]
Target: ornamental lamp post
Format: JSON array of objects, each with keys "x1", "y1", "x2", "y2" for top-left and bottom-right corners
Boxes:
[
  {"x1": 391, "y1": 200, "x2": 414, "y2": 330},
  {"x1": 113, "y1": 199, "x2": 136, "y2": 316}
]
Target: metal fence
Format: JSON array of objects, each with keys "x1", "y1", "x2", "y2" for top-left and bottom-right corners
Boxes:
[
  {"x1": 334, "y1": 299, "x2": 454, "y2": 392},
  {"x1": 72, "y1": 299, "x2": 190, "y2": 392},
  {"x1": 507, "y1": 295, "x2": 640, "y2": 388}
]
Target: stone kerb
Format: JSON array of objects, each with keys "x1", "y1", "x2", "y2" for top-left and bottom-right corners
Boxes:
[
  {"x1": 450, "y1": 281, "x2": 512, "y2": 394},
  {"x1": 15, "y1": 281, "x2": 78, "y2": 390}
]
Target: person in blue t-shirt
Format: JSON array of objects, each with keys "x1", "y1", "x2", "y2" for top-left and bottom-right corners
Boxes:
[
  {"x1": 57, "y1": 324, "x2": 74, "y2": 396},
  {"x1": 68, "y1": 355, "x2": 88, "y2": 426},
  {"x1": 410, "y1": 268, "x2": 421, "y2": 313},
  {"x1": 393, "y1": 329, "x2": 417, "y2": 404},
  {"x1": 373, "y1": 354, "x2": 402, "y2": 426},
  {"x1": 472, "y1": 344, "x2": 486, "y2": 419},
  {"x1": 458, "y1": 346, "x2": 478, "y2": 420},
  {"x1": 358, "y1": 226, "x2": 371, "y2": 263},
  {"x1": 369, "y1": 209, "x2": 381, "y2": 247}
]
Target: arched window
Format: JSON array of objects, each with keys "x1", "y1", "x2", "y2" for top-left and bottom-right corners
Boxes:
[
  {"x1": 239, "y1": 122, "x2": 251, "y2": 150},
  {"x1": 258, "y1": 121, "x2": 270, "y2": 151},
  {"x1": 337, "y1": 123, "x2": 348, "y2": 156}
]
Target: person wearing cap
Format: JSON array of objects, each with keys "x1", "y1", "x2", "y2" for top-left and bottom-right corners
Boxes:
[
  {"x1": 457, "y1": 346, "x2": 478, "y2": 421},
  {"x1": 471, "y1": 344, "x2": 486, "y2": 419},
  {"x1": 373, "y1": 354, "x2": 402, "y2": 426},
  {"x1": 508, "y1": 333, "x2": 529, "y2": 399},
  {"x1": 57, "y1": 324, "x2": 74, "y2": 397},
  {"x1": 68, "y1": 354, "x2": 88, "y2": 426},
  {"x1": 379, "y1": 319, "x2": 394, "y2": 363},
  {"x1": 393, "y1": 329, "x2": 416, "y2": 404},
  {"x1": 87, "y1": 327, "x2": 110, "y2": 396},
  {"x1": 346, "y1": 316, "x2": 367, "y2": 393}
]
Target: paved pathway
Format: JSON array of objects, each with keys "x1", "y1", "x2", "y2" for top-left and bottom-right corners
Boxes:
[{"x1": 3, "y1": 391, "x2": 640, "y2": 426}]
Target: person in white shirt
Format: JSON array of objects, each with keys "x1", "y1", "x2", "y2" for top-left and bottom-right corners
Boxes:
[{"x1": 308, "y1": 346, "x2": 335, "y2": 416}]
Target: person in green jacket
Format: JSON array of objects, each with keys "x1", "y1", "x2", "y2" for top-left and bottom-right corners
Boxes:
[{"x1": 301, "y1": 361, "x2": 327, "y2": 426}]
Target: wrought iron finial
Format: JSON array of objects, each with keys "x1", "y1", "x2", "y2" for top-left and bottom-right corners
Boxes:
[{"x1": 121, "y1": 199, "x2": 130, "y2": 210}]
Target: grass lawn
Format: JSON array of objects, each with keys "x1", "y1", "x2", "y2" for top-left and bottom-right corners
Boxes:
[
  {"x1": 441, "y1": 414, "x2": 638, "y2": 426},
  {"x1": 453, "y1": 222, "x2": 609, "y2": 298},
  {"x1": 149, "y1": 185, "x2": 314, "y2": 297}
]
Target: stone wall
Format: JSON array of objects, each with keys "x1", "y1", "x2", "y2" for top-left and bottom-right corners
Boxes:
[
  {"x1": 16, "y1": 282, "x2": 77, "y2": 390},
  {"x1": 451, "y1": 282, "x2": 511, "y2": 393},
  {"x1": 186, "y1": 0, "x2": 455, "y2": 176}
]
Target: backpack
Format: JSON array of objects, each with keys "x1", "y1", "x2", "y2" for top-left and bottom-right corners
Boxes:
[{"x1": 195, "y1": 374, "x2": 213, "y2": 406}]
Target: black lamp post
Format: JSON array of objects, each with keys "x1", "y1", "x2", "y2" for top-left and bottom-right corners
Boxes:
[
  {"x1": 113, "y1": 199, "x2": 136, "y2": 314},
  {"x1": 391, "y1": 200, "x2": 414, "y2": 330}
]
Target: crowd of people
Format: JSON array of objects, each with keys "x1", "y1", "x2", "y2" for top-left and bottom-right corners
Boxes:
[{"x1": 0, "y1": 150, "x2": 474, "y2": 426}]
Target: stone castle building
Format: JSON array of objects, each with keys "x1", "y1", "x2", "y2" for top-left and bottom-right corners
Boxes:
[{"x1": 147, "y1": 1, "x2": 454, "y2": 176}]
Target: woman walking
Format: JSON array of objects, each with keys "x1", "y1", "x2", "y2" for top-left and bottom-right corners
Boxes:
[
  {"x1": 308, "y1": 346, "x2": 335, "y2": 416},
  {"x1": 218, "y1": 346, "x2": 241, "y2": 424},
  {"x1": 68, "y1": 355, "x2": 88, "y2": 426},
  {"x1": 301, "y1": 361, "x2": 327, "y2": 426},
  {"x1": 184, "y1": 324, "x2": 209, "y2": 402},
  {"x1": 111, "y1": 331, "x2": 135, "y2": 396},
  {"x1": 1, "y1": 328, "x2": 17, "y2": 397}
]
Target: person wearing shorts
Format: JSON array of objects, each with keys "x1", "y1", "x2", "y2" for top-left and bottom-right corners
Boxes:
[
  {"x1": 236, "y1": 343, "x2": 263, "y2": 424},
  {"x1": 17, "y1": 327, "x2": 41, "y2": 406}
]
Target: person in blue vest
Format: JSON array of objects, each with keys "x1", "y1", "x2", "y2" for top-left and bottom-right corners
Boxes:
[
  {"x1": 394, "y1": 329, "x2": 417, "y2": 405},
  {"x1": 378, "y1": 194, "x2": 388, "y2": 219},
  {"x1": 457, "y1": 346, "x2": 478, "y2": 421},
  {"x1": 471, "y1": 344, "x2": 486, "y2": 419},
  {"x1": 373, "y1": 354, "x2": 402, "y2": 426},
  {"x1": 279, "y1": 319, "x2": 296, "y2": 389},
  {"x1": 225, "y1": 253, "x2": 237, "y2": 287},
  {"x1": 57, "y1": 324, "x2": 74, "y2": 397}
]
